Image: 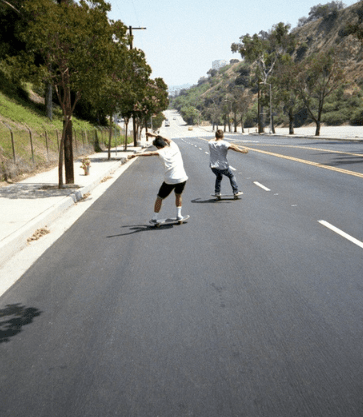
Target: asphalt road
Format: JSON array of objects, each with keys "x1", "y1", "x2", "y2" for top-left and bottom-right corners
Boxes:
[{"x1": 1, "y1": 120, "x2": 363, "y2": 416}]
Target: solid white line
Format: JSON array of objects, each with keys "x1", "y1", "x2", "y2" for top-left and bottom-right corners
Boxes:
[
  {"x1": 319, "y1": 220, "x2": 363, "y2": 249},
  {"x1": 253, "y1": 181, "x2": 270, "y2": 191}
]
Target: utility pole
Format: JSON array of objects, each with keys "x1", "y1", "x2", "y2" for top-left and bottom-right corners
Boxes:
[{"x1": 129, "y1": 26, "x2": 146, "y2": 147}]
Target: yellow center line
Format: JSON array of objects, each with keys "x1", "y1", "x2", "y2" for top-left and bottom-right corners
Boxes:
[
  {"x1": 243, "y1": 146, "x2": 363, "y2": 179},
  {"x1": 197, "y1": 137, "x2": 363, "y2": 179},
  {"x1": 242, "y1": 143, "x2": 363, "y2": 158}
]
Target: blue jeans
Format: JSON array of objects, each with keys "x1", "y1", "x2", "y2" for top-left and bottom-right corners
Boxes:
[{"x1": 211, "y1": 167, "x2": 238, "y2": 194}]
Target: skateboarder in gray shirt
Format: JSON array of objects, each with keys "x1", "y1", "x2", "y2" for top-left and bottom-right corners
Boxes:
[{"x1": 208, "y1": 129, "x2": 248, "y2": 198}]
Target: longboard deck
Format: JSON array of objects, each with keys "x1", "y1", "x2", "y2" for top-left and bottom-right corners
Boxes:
[
  {"x1": 211, "y1": 193, "x2": 243, "y2": 200},
  {"x1": 150, "y1": 215, "x2": 190, "y2": 227}
]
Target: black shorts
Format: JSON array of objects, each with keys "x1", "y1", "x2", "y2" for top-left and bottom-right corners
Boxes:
[{"x1": 157, "y1": 181, "x2": 187, "y2": 199}]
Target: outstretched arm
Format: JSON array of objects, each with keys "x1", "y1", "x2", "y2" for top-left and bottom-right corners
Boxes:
[
  {"x1": 127, "y1": 150, "x2": 159, "y2": 160},
  {"x1": 229, "y1": 143, "x2": 248, "y2": 154},
  {"x1": 146, "y1": 132, "x2": 172, "y2": 145}
]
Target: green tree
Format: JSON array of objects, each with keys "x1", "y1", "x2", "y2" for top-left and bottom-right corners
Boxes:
[
  {"x1": 231, "y1": 22, "x2": 295, "y2": 132},
  {"x1": 136, "y1": 77, "x2": 169, "y2": 136},
  {"x1": 272, "y1": 55, "x2": 301, "y2": 134},
  {"x1": 294, "y1": 49, "x2": 346, "y2": 136},
  {"x1": 19, "y1": 0, "x2": 122, "y2": 187},
  {"x1": 343, "y1": 1, "x2": 363, "y2": 40}
]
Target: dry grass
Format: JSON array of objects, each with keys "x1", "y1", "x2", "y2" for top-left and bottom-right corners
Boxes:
[{"x1": 27, "y1": 227, "x2": 50, "y2": 243}]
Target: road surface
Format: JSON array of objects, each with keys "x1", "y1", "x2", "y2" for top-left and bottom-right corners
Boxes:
[{"x1": 1, "y1": 111, "x2": 363, "y2": 416}]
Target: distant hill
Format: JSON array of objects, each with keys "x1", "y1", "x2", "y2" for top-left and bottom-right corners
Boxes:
[
  {"x1": 168, "y1": 84, "x2": 192, "y2": 96},
  {"x1": 170, "y1": 2, "x2": 363, "y2": 128},
  {"x1": 291, "y1": 2, "x2": 363, "y2": 84}
]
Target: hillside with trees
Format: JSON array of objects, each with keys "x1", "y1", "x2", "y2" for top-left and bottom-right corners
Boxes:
[
  {"x1": 170, "y1": 1, "x2": 363, "y2": 136},
  {"x1": 0, "y1": 0, "x2": 168, "y2": 185}
]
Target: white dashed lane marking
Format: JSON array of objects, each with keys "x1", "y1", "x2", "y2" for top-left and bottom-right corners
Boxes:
[{"x1": 319, "y1": 221, "x2": 363, "y2": 249}]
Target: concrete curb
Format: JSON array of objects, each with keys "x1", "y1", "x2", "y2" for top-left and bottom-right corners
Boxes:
[{"x1": 0, "y1": 157, "x2": 126, "y2": 268}]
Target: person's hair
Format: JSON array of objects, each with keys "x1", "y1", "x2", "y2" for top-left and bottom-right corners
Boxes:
[
  {"x1": 215, "y1": 129, "x2": 224, "y2": 139},
  {"x1": 153, "y1": 136, "x2": 167, "y2": 148}
]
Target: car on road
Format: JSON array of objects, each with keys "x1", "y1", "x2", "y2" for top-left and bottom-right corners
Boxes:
[{"x1": 165, "y1": 121, "x2": 170, "y2": 127}]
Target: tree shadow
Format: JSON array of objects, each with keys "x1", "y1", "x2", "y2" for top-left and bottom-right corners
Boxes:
[
  {"x1": 0, "y1": 304, "x2": 42, "y2": 344},
  {"x1": 0, "y1": 183, "x2": 81, "y2": 199},
  {"x1": 329, "y1": 156, "x2": 363, "y2": 167}
]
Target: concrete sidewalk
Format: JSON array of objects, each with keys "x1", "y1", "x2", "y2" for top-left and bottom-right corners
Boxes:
[{"x1": 0, "y1": 140, "x2": 151, "y2": 268}]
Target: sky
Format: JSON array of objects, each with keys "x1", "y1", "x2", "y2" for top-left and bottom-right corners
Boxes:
[{"x1": 107, "y1": 0, "x2": 359, "y2": 88}]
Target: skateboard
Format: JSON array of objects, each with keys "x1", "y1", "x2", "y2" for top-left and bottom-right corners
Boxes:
[
  {"x1": 211, "y1": 192, "x2": 243, "y2": 200},
  {"x1": 150, "y1": 215, "x2": 190, "y2": 227}
]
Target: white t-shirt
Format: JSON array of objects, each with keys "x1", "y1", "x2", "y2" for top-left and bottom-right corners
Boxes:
[
  {"x1": 208, "y1": 139, "x2": 231, "y2": 170},
  {"x1": 157, "y1": 141, "x2": 188, "y2": 184}
]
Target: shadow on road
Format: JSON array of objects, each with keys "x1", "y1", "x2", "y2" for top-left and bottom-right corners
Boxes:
[
  {"x1": 106, "y1": 223, "x2": 175, "y2": 237},
  {"x1": 191, "y1": 198, "x2": 232, "y2": 204},
  {"x1": 0, "y1": 304, "x2": 42, "y2": 343}
]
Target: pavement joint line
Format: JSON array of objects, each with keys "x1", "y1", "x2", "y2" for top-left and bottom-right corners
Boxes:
[{"x1": 319, "y1": 220, "x2": 363, "y2": 249}]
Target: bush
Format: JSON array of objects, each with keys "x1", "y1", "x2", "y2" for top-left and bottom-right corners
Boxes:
[
  {"x1": 350, "y1": 107, "x2": 363, "y2": 125},
  {"x1": 322, "y1": 109, "x2": 349, "y2": 125}
]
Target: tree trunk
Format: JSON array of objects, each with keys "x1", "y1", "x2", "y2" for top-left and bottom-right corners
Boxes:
[
  {"x1": 289, "y1": 107, "x2": 294, "y2": 135},
  {"x1": 108, "y1": 113, "x2": 113, "y2": 160},
  {"x1": 315, "y1": 119, "x2": 321, "y2": 136},
  {"x1": 271, "y1": 115, "x2": 275, "y2": 134},
  {"x1": 124, "y1": 119, "x2": 129, "y2": 151},
  {"x1": 58, "y1": 129, "x2": 65, "y2": 188},
  {"x1": 45, "y1": 83, "x2": 53, "y2": 120},
  {"x1": 240, "y1": 116, "x2": 244, "y2": 133},
  {"x1": 132, "y1": 114, "x2": 137, "y2": 147},
  {"x1": 63, "y1": 117, "x2": 74, "y2": 184}
]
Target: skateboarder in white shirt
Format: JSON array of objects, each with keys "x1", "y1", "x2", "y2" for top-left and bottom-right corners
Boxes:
[
  {"x1": 208, "y1": 129, "x2": 248, "y2": 198},
  {"x1": 128, "y1": 132, "x2": 188, "y2": 224}
]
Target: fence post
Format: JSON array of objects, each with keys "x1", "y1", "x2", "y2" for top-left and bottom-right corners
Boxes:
[
  {"x1": 28, "y1": 128, "x2": 35, "y2": 164},
  {"x1": 74, "y1": 129, "x2": 78, "y2": 152},
  {"x1": 3, "y1": 123, "x2": 16, "y2": 163},
  {"x1": 45, "y1": 130, "x2": 49, "y2": 158}
]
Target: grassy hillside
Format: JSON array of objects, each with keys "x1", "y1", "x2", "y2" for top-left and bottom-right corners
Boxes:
[
  {"x1": 0, "y1": 84, "x2": 130, "y2": 182},
  {"x1": 0, "y1": 85, "x2": 94, "y2": 181}
]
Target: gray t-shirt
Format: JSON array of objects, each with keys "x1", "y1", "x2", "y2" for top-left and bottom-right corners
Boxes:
[{"x1": 208, "y1": 139, "x2": 231, "y2": 170}]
